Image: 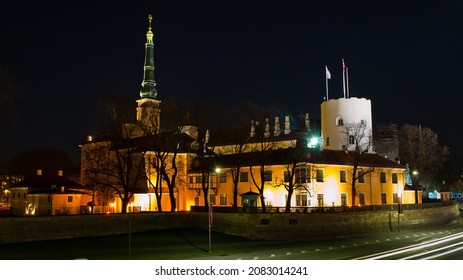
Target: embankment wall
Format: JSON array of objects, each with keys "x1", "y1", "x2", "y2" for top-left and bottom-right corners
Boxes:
[{"x1": 0, "y1": 204, "x2": 459, "y2": 243}]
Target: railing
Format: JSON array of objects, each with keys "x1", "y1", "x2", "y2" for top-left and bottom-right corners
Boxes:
[{"x1": 190, "y1": 200, "x2": 457, "y2": 213}]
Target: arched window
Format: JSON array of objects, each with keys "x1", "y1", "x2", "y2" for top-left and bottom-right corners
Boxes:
[
  {"x1": 336, "y1": 117, "x2": 344, "y2": 126},
  {"x1": 348, "y1": 135, "x2": 355, "y2": 145}
]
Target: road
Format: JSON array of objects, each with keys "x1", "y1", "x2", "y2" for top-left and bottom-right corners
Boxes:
[{"x1": 194, "y1": 219, "x2": 463, "y2": 260}]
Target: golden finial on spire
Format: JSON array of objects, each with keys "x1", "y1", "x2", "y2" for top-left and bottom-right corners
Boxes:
[{"x1": 148, "y1": 14, "x2": 153, "y2": 22}]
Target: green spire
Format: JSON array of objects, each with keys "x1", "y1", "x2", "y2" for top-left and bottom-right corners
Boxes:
[{"x1": 140, "y1": 14, "x2": 158, "y2": 99}]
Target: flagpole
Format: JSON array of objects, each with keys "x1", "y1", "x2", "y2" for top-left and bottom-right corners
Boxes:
[
  {"x1": 325, "y1": 65, "x2": 329, "y2": 100},
  {"x1": 342, "y1": 59, "x2": 346, "y2": 98},
  {"x1": 346, "y1": 66, "x2": 350, "y2": 98}
]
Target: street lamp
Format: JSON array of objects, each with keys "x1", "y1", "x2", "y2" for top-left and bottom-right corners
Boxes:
[{"x1": 208, "y1": 167, "x2": 220, "y2": 253}]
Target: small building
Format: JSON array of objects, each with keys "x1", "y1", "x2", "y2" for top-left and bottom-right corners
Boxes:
[{"x1": 10, "y1": 170, "x2": 92, "y2": 216}]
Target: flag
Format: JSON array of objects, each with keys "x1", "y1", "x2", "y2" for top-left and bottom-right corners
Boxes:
[{"x1": 325, "y1": 66, "x2": 331, "y2": 80}]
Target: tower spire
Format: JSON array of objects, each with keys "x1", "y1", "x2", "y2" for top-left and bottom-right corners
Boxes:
[{"x1": 139, "y1": 14, "x2": 158, "y2": 99}]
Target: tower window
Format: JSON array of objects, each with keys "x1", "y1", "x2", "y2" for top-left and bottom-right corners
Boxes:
[
  {"x1": 326, "y1": 137, "x2": 330, "y2": 146},
  {"x1": 336, "y1": 117, "x2": 344, "y2": 126},
  {"x1": 348, "y1": 135, "x2": 355, "y2": 145}
]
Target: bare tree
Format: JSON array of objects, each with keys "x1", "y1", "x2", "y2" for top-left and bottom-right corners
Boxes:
[
  {"x1": 82, "y1": 93, "x2": 147, "y2": 213},
  {"x1": 341, "y1": 122, "x2": 375, "y2": 207},
  {"x1": 399, "y1": 124, "x2": 449, "y2": 197}
]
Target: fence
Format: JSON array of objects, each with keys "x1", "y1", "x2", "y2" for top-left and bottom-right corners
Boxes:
[{"x1": 191, "y1": 200, "x2": 457, "y2": 214}]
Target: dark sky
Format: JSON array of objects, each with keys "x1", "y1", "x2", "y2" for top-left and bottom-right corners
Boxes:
[{"x1": 1, "y1": 0, "x2": 462, "y2": 164}]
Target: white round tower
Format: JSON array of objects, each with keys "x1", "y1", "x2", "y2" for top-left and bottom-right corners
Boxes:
[{"x1": 321, "y1": 97, "x2": 373, "y2": 151}]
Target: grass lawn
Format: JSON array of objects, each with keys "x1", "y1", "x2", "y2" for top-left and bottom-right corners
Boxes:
[{"x1": 0, "y1": 228, "x2": 272, "y2": 260}]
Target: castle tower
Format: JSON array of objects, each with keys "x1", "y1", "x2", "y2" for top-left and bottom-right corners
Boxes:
[
  {"x1": 136, "y1": 14, "x2": 161, "y2": 134},
  {"x1": 321, "y1": 97, "x2": 373, "y2": 152}
]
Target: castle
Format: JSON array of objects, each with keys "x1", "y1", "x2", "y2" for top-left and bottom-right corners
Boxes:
[{"x1": 79, "y1": 15, "x2": 418, "y2": 214}]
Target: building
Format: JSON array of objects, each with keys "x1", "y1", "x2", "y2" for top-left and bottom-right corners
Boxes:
[
  {"x1": 80, "y1": 15, "x2": 416, "y2": 213},
  {"x1": 10, "y1": 170, "x2": 92, "y2": 216}
]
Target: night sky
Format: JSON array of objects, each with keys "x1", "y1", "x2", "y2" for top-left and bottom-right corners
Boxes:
[{"x1": 1, "y1": 0, "x2": 462, "y2": 164}]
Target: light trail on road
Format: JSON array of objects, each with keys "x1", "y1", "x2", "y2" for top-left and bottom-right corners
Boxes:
[{"x1": 356, "y1": 232, "x2": 463, "y2": 260}]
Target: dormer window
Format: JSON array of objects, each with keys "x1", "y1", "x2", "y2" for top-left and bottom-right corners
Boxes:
[{"x1": 336, "y1": 117, "x2": 344, "y2": 126}]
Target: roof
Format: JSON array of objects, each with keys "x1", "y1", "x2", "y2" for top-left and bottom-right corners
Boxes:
[
  {"x1": 12, "y1": 173, "x2": 84, "y2": 189},
  {"x1": 190, "y1": 148, "x2": 404, "y2": 171}
]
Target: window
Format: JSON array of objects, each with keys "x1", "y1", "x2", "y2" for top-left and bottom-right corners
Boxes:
[
  {"x1": 381, "y1": 193, "x2": 387, "y2": 205},
  {"x1": 219, "y1": 172, "x2": 227, "y2": 183},
  {"x1": 392, "y1": 173, "x2": 398, "y2": 184},
  {"x1": 336, "y1": 117, "x2": 344, "y2": 126},
  {"x1": 239, "y1": 171, "x2": 248, "y2": 182},
  {"x1": 316, "y1": 169, "x2": 324, "y2": 182},
  {"x1": 358, "y1": 170, "x2": 365, "y2": 183},
  {"x1": 219, "y1": 194, "x2": 228, "y2": 205},
  {"x1": 326, "y1": 137, "x2": 330, "y2": 146},
  {"x1": 295, "y1": 168, "x2": 308, "y2": 183},
  {"x1": 393, "y1": 193, "x2": 398, "y2": 204},
  {"x1": 296, "y1": 194, "x2": 308, "y2": 207},
  {"x1": 317, "y1": 194, "x2": 324, "y2": 207},
  {"x1": 340, "y1": 170, "x2": 347, "y2": 183},
  {"x1": 341, "y1": 193, "x2": 347, "y2": 206},
  {"x1": 359, "y1": 192, "x2": 365, "y2": 205},
  {"x1": 380, "y1": 172, "x2": 386, "y2": 183},
  {"x1": 209, "y1": 194, "x2": 216, "y2": 205},
  {"x1": 23, "y1": 193, "x2": 26, "y2": 199},
  {"x1": 348, "y1": 135, "x2": 355, "y2": 145},
  {"x1": 264, "y1": 170, "x2": 272, "y2": 182},
  {"x1": 68, "y1": 196, "x2": 73, "y2": 203},
  {"x1": 194, "y1": 196, "x2": 200, "y2": 206},
  {"x1": 284, "y1": 171, "x2": 290, "y2": 182},
  {"x1": 195, "y1": 176, "x2": 202, "y2": 183}
]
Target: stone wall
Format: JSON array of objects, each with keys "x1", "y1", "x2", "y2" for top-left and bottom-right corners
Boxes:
[
  {"x1": 0, "y1": 212, "x2": 191, "y2": 244},
  {"x1": 0, "y1": 203, "x2": 459, "y2": 244},
  {"x1": 191, "y1": 203, "x2": 461, "y2": 239}
]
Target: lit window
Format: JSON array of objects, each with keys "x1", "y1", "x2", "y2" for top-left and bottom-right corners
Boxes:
[
  {"x1": 392, "y1": 173, "x2": 398, "y2": 184},
  {"x1": 295, "y1": 168, "x2": 308, "y2": 183},
  {"x1": 219, "y1": 172, "x2": 227, "y2": 183},
  {"x1": 219, "y1": 194, "x2": 228, "y2": 205},
  {"x1": 380, "y1": 172, "x2": 386, "y2": 183},
  {"x1": 340, "y1": 170, "x2": 347, "y2": 183},
  {"x1": 264, "y1": 170, "x2": 272, "y2": 182},
  {"x1": 359, "y1": 193, "x2": 366, "y2": 205},
  {"x1": 358, "y1": 170, "x2": 365, "y2": 183},
  {"x1": 316, "y1": 169, "x2": 324, "y2": 182},
  {"x1": 239, "y1": 172, "x2": 248, "y2": 182},
  {"x1": 284, "y1": 171, "x2": 290, "y2": 182}
]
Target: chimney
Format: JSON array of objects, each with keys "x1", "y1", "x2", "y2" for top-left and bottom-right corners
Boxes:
[
  {"x1": 264, "y1": 118, "x2": 270, "y2": 138},
  {"x1": 284, "y1": 116, "x2": 291, "y2": 135},
  {"x1": 37, "y1": 170, "x2": 42, "y2": 176},
  {"x1": 61, "y1": 186, "x2": 65, "y2": 192},
  {"x1": 274, "y1": 116, "x2": 280, "y2": 137},
  {"x1": 57, "y1": 170, "x2": 63, "y2": 177},
  {"x1": 305, "y1": 113, "x2": 310, "y2": 131},
  {"x1": 250, "y1": 121, "x2": 256, "y2": 137},
  {"x1": 205, "y1": 129, "x2": 210, "y2": 144}
]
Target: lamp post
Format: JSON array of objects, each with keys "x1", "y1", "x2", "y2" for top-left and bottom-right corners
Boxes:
[
  {"x1": 398, "y1": 193, "x2": 402, "y2": 232},
  {"x1": 207, "y1": 167, "x2": 220, "y2": 253}
]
